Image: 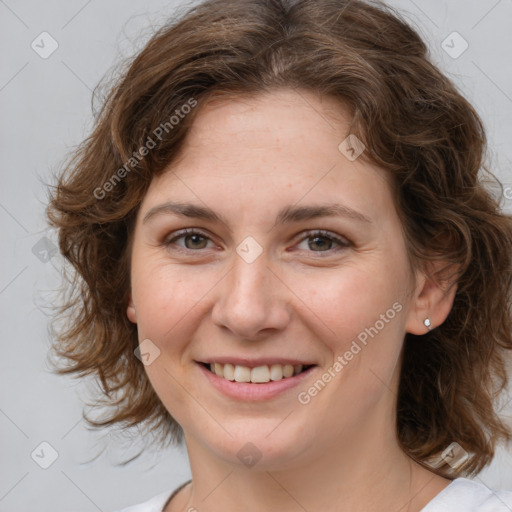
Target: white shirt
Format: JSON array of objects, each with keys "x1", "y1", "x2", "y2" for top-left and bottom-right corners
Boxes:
[{"x1": 113, "y1": 478, "x2": 512, "y2": 512}]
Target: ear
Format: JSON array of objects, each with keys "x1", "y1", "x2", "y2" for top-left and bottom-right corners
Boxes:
[
  {"x1": 405, "y1": 259, "x2": 459, "y2": 335},
  {"x1": 127, "y1": 295, "x2": 137, "y2": 324}
]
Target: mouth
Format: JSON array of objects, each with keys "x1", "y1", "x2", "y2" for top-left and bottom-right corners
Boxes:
[
  {"x1": 195, "y1": 359, "x2": 318, "y2": 401},
  {"x1": 199, "y1": 361, "x2": 315, "y2": 383}
]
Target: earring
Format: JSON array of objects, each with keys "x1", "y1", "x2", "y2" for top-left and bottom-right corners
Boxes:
[{"x1": 424, "y1": 317, "x2": 433, "y2": 331}]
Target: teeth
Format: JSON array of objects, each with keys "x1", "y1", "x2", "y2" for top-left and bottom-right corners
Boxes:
[
  {"x1": 234, "y1": 365, "x2": 251, "y2": 382},
  {"x1": 269, "y1": 364, "x2": 283, "y2": 381},
  {"x1": 283, "y1": 364, "x2": 294, "y2": 378},
  {"x1": 251, "y1": 365, "x2": 270, "y2": 383},
  {"x1": 223, "y1": 363, "x2": 235, "y2": 381},
  {"x1": 214, "y1": 363, "x2": 223, "y2": 377},
  {"x1": 208, "y1": 362, "x2": 307, "y2": 383}
]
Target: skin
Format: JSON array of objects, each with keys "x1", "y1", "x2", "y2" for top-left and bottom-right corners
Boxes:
[{"x1": 126, "y1": 88, "x2": 457, "y2": 512}]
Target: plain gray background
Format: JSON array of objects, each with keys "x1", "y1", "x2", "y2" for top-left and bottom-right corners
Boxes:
[{"x1": 1, "y1": 0, "x2": 512, "y2": 511}]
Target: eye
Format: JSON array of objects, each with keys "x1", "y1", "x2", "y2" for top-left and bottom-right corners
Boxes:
[
  {"x1": 163, "y1": 229, "x2": 215, "y2": 251},
  {"x1": 294, "y1": 230, "x2": 350, "y2": 255},
  {"x1": 163, "y1": 228, "x2": 350, "y2": 255}
]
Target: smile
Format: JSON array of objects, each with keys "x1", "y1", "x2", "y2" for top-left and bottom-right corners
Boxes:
[
  {"x1": 197, "y1": 360, "x2": 317, "y2": 401},
  {"x1": 204, "y1": 362, "x2": 313, "y2": 383}
]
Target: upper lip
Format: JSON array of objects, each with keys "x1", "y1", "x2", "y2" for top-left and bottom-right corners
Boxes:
[{"x1": 197, "y1": 357, "x2": 316, "y2": 368}]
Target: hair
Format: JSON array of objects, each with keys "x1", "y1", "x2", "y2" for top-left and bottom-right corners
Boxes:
[{"x1": 47, "y1": 0, "x2": 512, "y2": 477}]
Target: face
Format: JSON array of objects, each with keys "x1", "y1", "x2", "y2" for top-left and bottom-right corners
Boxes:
[{"x1": 127, "y1": 88, "x2": 424, "y2": 469}]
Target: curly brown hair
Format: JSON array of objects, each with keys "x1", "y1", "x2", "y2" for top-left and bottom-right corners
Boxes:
[{"x1": 47, "y1": 0, "x2": 512, "y2": 477}]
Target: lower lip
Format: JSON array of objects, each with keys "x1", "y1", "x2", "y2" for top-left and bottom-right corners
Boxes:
[{"x1": 197, "y1": 363, "x2": 316, "y2": 401}]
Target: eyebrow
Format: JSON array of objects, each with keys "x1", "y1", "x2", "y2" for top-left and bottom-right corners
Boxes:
[{"x1": 142, "y1": 201, "x2": 372, "y2": 227}]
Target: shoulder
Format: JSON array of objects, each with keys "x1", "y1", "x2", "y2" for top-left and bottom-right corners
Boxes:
[
  {"x1": 422, "y1": 478, "x2": 512, "y2": 512},
  {"x1": 110, "y1": 489, "x2": 175, "y2": 512}
]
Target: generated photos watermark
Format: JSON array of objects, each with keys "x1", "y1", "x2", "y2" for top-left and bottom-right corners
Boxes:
[
  {"x1": 297, "y1": 301, "x2": 403, "y2": 405},
  {"x1": 93, "y1": 97, "x2": 197, "y2": 200}
]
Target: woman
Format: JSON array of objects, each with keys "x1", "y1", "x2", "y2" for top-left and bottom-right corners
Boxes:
[{"x1": 47, "y1": 0, "x2": 512, "y2": 510}]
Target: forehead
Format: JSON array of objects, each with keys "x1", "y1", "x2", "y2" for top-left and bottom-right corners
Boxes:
[
  {"x1": 183, "y1": 88, "x2": 353, "y2": 155},
  {"x1": 141, "y1": 88, "x2": 395, "y2": 222}
]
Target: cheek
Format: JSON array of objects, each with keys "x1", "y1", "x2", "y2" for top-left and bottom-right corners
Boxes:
[
  {"x1": 290, "y1": 259, "x2": 407, "y2": 346},
  {"x1": 130, "y1": 260, "x2": 218, "y2": 346},
  {"x1": 298, "y1": 268, "x2": 407, "y2": 424}
]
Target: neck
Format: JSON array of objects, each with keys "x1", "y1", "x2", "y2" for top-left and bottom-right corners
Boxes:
[{"x1": 173, "y1": 424, "x2": 450, "y2": 512}]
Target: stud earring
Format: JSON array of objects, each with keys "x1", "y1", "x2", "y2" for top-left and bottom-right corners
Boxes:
[{"x1": 424, "y1": 317, "x2": 433, "y2": 331}]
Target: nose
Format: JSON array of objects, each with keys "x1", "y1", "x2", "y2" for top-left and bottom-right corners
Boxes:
[{"x1": 211, "y1": 249, "x2": 291, "y2": 340}]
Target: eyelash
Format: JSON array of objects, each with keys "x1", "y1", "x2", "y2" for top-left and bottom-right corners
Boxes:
[{"x1": 162, "y1": 228, "x2": 350, "y2": 256}]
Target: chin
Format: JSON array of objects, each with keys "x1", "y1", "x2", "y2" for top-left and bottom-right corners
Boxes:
[{"x1": 200, "y1": 421, "x2": 314, "y2": 471}]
